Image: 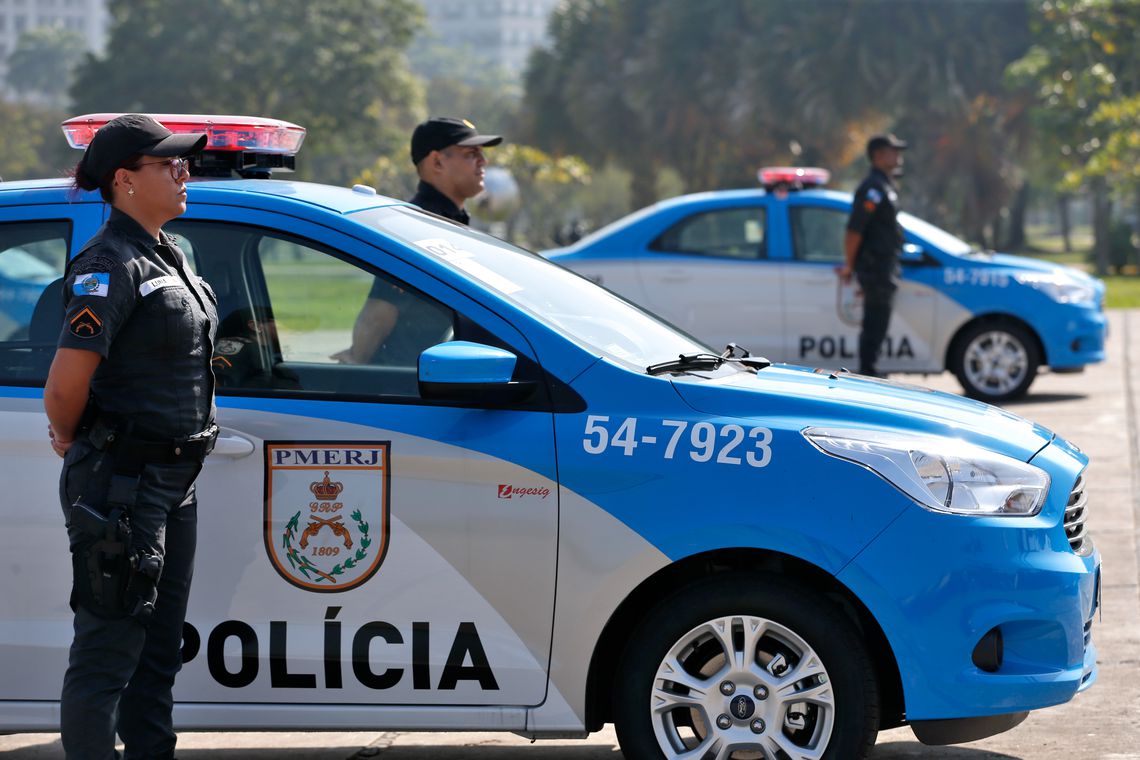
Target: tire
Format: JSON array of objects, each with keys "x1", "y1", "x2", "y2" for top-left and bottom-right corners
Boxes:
[
  {"x1": 613, "y1": 575, "x2": 879, "y2": 760},
  {"x1": 951, "y1": 321, "x2": 1039, "y2": 402}
]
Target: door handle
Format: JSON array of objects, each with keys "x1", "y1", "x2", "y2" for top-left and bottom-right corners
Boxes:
[{"x1": 211, "y1": 432, "x2": 256, "y2": 459}]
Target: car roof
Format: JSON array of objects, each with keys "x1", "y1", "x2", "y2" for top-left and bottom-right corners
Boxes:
[
  {"x1": 0, "y1": 177, "x2": 409, "y2": 216},
  {"x1": 555, "y1": 186, "x2": 853, "y2": 253}
]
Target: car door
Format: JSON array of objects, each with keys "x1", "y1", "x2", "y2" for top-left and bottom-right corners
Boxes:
[
  {"x1": 633, "y1": 204, "x2": 784, "y2": 357},
  {"x1": 780, "y1": 199, "x2": 938, "y2": 371},
  {"x1": 156, "y1": 210, "x2": 558, "y2": 710}
]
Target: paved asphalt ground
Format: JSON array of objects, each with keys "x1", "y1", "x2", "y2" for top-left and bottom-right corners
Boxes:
[{"x1": 4, "y1": 310, "x2": 1139, "y2": 759}]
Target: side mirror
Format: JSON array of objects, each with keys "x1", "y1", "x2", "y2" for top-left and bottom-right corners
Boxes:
[
  {"x1": 900, "y1": 242, "x2": 938, "y2": 267},
  {"x1": 418, "y1": 341, "x2": 537, "y2": 404}
]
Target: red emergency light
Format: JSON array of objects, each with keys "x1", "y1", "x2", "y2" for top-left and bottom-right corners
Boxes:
[
  {"x1": 61, "y1": 114, "x2": 306, "y2": 154},
  {"x1": 758, "y1": 166, "x2": 830, "y2": 191},
  {"x1": 61, "y1": 114, "x2": 307, "y2": 177}
]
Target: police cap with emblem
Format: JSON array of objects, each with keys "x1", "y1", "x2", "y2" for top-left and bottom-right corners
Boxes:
[
  {"x1": 80, "y1": 114, "x2": 208, "y2": 185},
  {"x1": 866, "y1": 133, "x2": 908, "y2": 160},
  {"x1": 410, "y1": 117, "x2": 503, "y2": 165}
]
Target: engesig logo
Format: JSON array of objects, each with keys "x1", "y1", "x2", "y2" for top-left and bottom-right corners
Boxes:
[{"x1": 497, "y1": 484, "x2": 551, "y2": 500}]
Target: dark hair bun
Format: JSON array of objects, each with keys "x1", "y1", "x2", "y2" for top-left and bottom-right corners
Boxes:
[{"x1": 71, "y1": 157, "x2": 100, "y2": 192}]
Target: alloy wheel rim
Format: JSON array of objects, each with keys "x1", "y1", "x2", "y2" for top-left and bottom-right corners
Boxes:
[
  {"x1": 963, "y1": 330, "x2": 1028, "y2": 396},
  {"x1": 649, "y1": 615, "x2": 835, "y2": 759}
]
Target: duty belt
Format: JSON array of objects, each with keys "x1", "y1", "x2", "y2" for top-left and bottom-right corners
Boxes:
[
  {"x1": 85, "y1": 414, "x2": 219, "y2": 466},
  {"x1": 114, "y1": 423, "x2": 220, "y2": 465}
]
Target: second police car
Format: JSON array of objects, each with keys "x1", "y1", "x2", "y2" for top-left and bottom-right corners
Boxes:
[
  {"x1": 545, "y1": 167, "x2": 1108, "y2": 402},
  {"x1": 0, "y1": 117, "x2": 1099, "y2": 759}
]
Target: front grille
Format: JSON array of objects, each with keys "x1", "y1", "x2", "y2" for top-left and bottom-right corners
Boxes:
[
  {"x1": 1064, "y1": 474, "x2": 1093, "y2": 556},
  {"x1": 1084, "y1": 619, "x2": 1093, "y2": 648}
]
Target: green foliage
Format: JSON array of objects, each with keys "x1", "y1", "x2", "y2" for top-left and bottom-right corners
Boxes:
[
  {"x1": 522, "y1": 0, "x2": 1033, "y2": 229},
  {"x1": 353, "y1": 153, "x2": 419, "y2": 201},
  {"x1": 1012, "y1": 0, "x2": 1140, "y2": 191},
  {"x1": 69, "y1": 0, "x2": 426, "y2": 185},
  {"x1": 1086, "y1": 94, "x2": 1140, "y2": 186},
  {"x1": 0, "y1": 101, "x2": 71, "y2": 181},
  {"x1": 489, "y1": 144, "x2": 592, "y2": 248},
  {"x1": 5, "y1": 27, "x2": 87, "y2": 106}
]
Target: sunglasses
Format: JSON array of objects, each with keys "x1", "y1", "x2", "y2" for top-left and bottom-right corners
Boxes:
[{"x1": 130, "y1": 157, "x2": 190, "y2": 179}]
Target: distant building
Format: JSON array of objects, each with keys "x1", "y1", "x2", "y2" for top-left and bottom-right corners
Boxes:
[
  {"x1": 420, "y1": 0, "x2": 562, "y2": 79},
  {"x1": 0, "y1": 0, "x2": 108, "y2": 97}
]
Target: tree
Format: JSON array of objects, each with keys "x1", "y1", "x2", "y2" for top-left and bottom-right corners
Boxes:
[
  {"x1": 1008, "y1": 0, "x2": 1140, "y2": 274},
  {"x1": 69, "y1": 0, "x2": 426, "y2": 185},
  {"x1": 521, "y1": 0, "x2": 1033, "y2": 233},
  {"x1": 5, "y1": 27, "x2": 87, "y2": 107},
  {"x1": 0, "y1": 99, "x2": 76, "y2": 181}
]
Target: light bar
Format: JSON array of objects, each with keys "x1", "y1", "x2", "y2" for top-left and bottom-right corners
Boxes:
[
  {"x1": 758, "y1": 166, "x2": 830, "y2": 190},
  {"x1": 61, "y1": 114, "x2": 306, "y2": 155}
]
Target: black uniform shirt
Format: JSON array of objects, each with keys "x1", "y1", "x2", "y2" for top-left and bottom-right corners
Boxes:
[
  {"x1": 59, "y1": 209, "x2": 218, "y2": 439},
  {"x1": 408, "y1": 180, "x2": 470, "y2": 225},
  {"x1": 846, "y1": 168, "x2": 904, "y2": 277},
  {"x1": 357, "y1": 181, "x2": 461, "y2": 364}
]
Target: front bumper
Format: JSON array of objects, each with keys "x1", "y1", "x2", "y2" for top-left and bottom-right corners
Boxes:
[
  {"x1": 838, "y1": 451, "x2": 1097, "y2": 722},
  {"x1": 1039, "y1": 303, "x2": 1107, "y2": 369}
]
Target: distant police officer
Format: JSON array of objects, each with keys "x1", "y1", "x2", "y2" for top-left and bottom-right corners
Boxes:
[
  {"x1": 44, "y1": 114, "x2": 215, "y2": 760},
  {"x1": 334, "y1": 117, "x2": 502, "y2": 365},
  {"x1": 839, "y1": 133, "x2": 908, "y2": 377}
]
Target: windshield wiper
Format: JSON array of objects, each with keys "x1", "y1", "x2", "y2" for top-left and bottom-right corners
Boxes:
[{"x1": 647, "y1": 343, "x2": 770, "y2": 376}]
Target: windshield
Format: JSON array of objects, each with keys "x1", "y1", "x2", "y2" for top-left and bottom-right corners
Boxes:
[
  {"x1": 900, "y1": 212, "x2": 971, "y2": 255},
  {"x1": 358, "y1": 206, "x2": 710, "y2": 368}
]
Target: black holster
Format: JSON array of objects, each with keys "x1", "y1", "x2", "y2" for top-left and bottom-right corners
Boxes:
[
  {"x1": 67, "y1": 410, "x2": 206, "y2": 622},
  {"x1": 68, "y1": 500, "x2": 132, "y2": 619}
]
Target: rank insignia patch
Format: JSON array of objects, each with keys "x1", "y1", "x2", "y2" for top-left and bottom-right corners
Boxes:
[
  {"x1": 68, "y1": 306, "x2": 103, "y2": 338},
  {"x1": 72, "y1": 272, "x2": 109, "y2": 297},
  {"x1": 264, "y1": 442, "x2": 391, "y2": 592}
]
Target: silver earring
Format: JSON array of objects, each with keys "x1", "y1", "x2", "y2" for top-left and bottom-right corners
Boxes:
[{"x1": 127, "y1": 187, "x2": 135, "y2": 197}]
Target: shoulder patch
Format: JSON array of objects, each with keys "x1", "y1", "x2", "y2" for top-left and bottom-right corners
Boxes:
[
  {"x1": 72, "y1": 272, "x2": 109, "y2": 297},
  {"x1": 72, "y1": 253, "x2": 121, "y2": 275},
  {"x1": 68, "y1": 306, "x2": 104, "y2": 338},
  {"x1": 215, "y1": 338, "x2": 248, "y2": 356},
  {"x1": 866, "y1": 188, "x2": 883, "y2": 204}
]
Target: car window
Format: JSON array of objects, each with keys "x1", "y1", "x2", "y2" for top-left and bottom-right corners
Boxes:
[
  {"x1": 167, "y1": 220, "x2": 470, "y2": 400},
  {"x1": 650, "y1": 207, "x2": 767, "y2": 260},
  {"x1": 0, "y1": 220, "x2": 70, "y2": 385},
  {"x1": 361, "y1": 206, "x2": 709, "y2": 368},
  {"x1": 790, "y1": 206, "x2": 848, "y2": 263},
  {"x1": 900, "y1": 211, "x2": 971, "y2": 255}
]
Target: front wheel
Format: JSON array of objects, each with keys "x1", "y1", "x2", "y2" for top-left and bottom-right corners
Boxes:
[
  {"x1": 613, "y1": 575, "x2": 879, "y2": 760},
  {"x1": 952, "y1": 321, "x2": 1039, "y2": 402}
]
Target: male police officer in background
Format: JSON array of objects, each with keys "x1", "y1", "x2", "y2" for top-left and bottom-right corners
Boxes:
[
  {"x1": 333, "y1": 117, "x2": 502, "y2": 365},
  {"x1": 838, "y1": 133, "x2": 908, "y2": 377}
]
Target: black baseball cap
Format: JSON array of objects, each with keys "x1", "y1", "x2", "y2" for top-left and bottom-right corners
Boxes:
[
  {"x1": 410, "y1": 117, "x2": 502, "y2": 165},
  {"x1": 81, "y1": 114, "x2": 207, "y2": 184},
  {"x1": 866, "y1": 133, "x2": 908, "y2": 159}
]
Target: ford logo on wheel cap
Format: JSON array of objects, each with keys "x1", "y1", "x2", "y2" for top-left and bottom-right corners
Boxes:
[{"x1": 730, "y1": 694, "x2": 756, "y2": 720}]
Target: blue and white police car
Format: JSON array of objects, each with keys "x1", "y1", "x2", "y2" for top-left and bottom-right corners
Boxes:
[
  {"x1": 0, "y1": 118, "x2": 1099, "y2": 758},
  {"x1": 545, "y1": 167, "x2": 1107, "y2": 402}
]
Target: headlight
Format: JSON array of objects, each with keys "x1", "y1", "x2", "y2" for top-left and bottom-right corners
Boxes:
[
  {"x1": 1013, "y1": 271, "x2": 1097, "y2": 305},
  {"x1": 803, "y1": 427, "x2": 1049, "y2": 516}
]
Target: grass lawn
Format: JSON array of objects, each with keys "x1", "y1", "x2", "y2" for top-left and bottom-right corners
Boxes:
[{"x1": 1102, "y1": 276, "x2": 1140, "y2": 309}]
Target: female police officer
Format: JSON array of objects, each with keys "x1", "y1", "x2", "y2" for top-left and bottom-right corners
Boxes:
[{"x1": 44, "y1": 114, "x2": 215, "y2": 760}]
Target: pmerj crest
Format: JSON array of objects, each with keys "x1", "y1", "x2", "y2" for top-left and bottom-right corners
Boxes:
[{"x1": 264, "y1": 443, "x2": 391, "y2": 592}]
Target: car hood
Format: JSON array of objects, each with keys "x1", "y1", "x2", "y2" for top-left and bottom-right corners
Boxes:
[
  {"x1": 963, "y1": 251, "x2": 1098, "y2": 280},
  {"x1": 671, "y1": 364, "x2": 1054, "y2": 461}
]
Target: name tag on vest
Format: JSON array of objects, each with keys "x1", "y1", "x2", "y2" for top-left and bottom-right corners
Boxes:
[{"x1": 140, "y1": 276, "x2": 183, "y2": 297}]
